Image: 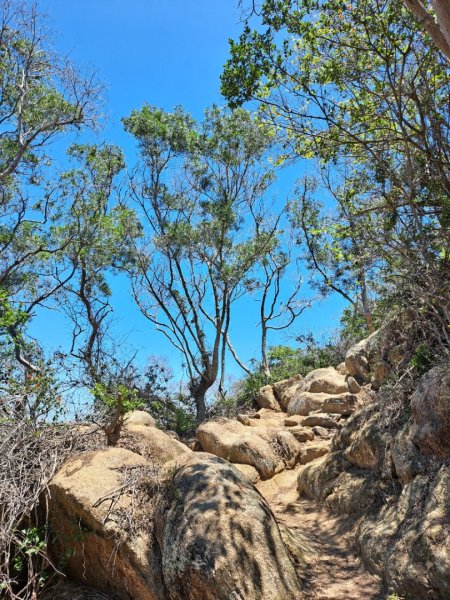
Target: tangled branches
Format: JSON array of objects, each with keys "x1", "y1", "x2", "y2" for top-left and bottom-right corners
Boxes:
[{"x1": 0, "y1": 415, "x2": 105, "y2": 599}]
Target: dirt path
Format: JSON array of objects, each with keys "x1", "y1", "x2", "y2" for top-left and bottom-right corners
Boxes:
[{"x1": 257, "y1": 468, "x2": 386, "y2": 600}]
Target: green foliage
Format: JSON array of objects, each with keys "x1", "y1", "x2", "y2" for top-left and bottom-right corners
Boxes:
[
  {"x1": 410, "y1": 343, "x2": 434, "y2": 376},
  {"x1": 91, "y1": 382, "x2": 143, "y2": 415},
  {"x1": 12, "y1": 527, "x2": 46, "y2": 575},
  {"x1": 124, "y1": 104, "x2": 279, "y2": 420}
]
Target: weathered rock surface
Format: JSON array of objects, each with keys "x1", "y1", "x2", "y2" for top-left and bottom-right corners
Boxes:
[
  {"x1": 272, "y1": 374, "x2": 304, "y2": 410},
  {"x1": 287, "y1": 391, "x2": 360, "y2": 416},
  {"x1": 234, "y1": 463, "x2": 261, "y2": 484},
  {"x1": 301, "y1": 413, "x2": 341, "y2": 429},
  {"x1": 299, "y1": 442, "x2": 330, "y2": 465},
  {"x1": 47, "y1": 447, "x2": 167, "y2": 600},
  {"x1": 196, "y1": 418, "x2": 302, "y2": 479},
  {"x1": 358, "y1": 467, "x2": 450, "y2": 599},
  {"x1": 391, "y1": 423, "x2": 425, "y2": 485},
  {"x1": 256, "y1": 384, "x2": 281, "y2": 411},
  {"x1": 41, "y1": 584, "x2": 114, "y2": 599},
  {"x1": 154, "y1": 453, "x2": 302, "y2": 600},
  {"x1": 302, "y1": 367, "x2": 349, "y2": 395},
  {"x1": 297, "y1": 452, "x2": 352, "y2": 500},
  {"x1": 118, "y1": 411, "x2": 190, "y2": 464},
  {"x1": 410, "y1": 366, "x2": 450, "y2": 458}
]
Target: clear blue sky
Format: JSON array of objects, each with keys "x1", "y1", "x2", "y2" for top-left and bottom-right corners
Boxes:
[{"x1": 32, "y1": 0, "x2": 346, "y2": 383}]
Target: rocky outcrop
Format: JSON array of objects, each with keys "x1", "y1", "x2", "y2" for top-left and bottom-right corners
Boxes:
[
  {"x1": 295, "y1": 353, "x2": 450, "y2": 599},
  {"x1": 46, "y1": 414, "x2": 304, "y2": 600},
  {"x1": 358, "y1": 467, "x2": 450, "y2": 599},
  {"x1": 154, "y1": 454, "x2": 302, "y2": 600},
  {"x1": 302, "y1": 367, "x2": 349, "y2": 395},
  {"x1": 196, "y1": 417, "x2": 302, "y2": 479},
  {"x1": 287, "y1": 391, "x2": 361, "y2": 416},
  {"x1": 410, "y1": 366, "x2": 450, "y2": 458}
]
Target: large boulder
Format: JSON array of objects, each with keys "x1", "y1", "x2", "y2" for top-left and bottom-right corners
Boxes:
[
  {"x1": 333, "y1": 403, "x2": 386, "y2": 470},
  {"x1": 302, "y1": 367, "x2": 349, "y2": 395},
  {"x1": 256, "y1": 385, "x2": 281, "y2": 411},
  {"x1": 410, "y1": 366, "x2": 450, "y2": 459},
  {"x1": 301, "y1": 413, "x2": 341, "y2": 429},
  {"x1": 358, "y1": 467, "x2": 450, "y2": 599},
  {"x1": 287, "y1": 391, "x2": 360, "y2": 416},
  {"x1": 297, "y1": 451, "x2": 352, "y2": 501},
  {"x1": 118, "y1": 410, "x2": 191, "y2": 464},
  {"x1": 154, "y1": 454, "x2": 302, "y2": 600},
  {"x1": 391, "y1": 423, "x2": 425, "y2": 485},
  {"x1": 345, "y1": 330, "x2": 380, "y2": 384},
  {"x1": 196, "y1": 418, "x2": 301, "y2": 479},
  {"x1": 47, "y1": 447, "x2": 168, "y2": 600},
  {"x1": 272, "y1": 374, "x2": 304, "y2": 410}
]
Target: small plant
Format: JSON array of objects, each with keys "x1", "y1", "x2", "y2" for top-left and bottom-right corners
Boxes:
[
  {"x1": 91, "y1": 382, "x2": 144, "y2": 445},
  {"x1": 13, "y1": 527, "x2": 46, "y2": 575},
  {"x1": 410, "y1": 343, "x2": 434, "y2": 376}
]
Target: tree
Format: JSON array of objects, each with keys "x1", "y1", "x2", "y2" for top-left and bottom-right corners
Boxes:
[
  {"x1": 123, "y1": 105, "x2": 277, "y2": 421},
  {"x1": 290, "y1": 175, "x2": 378, "y2": 334},
  {"x1": 222, "y1": 0, "x2": 450, "y2": 354},
  {"x1": 0, "y1": 0, "x2": 99, "y2": 183},
  {"x1": 0, "y1": 0, "x2": 100, "y2": 393},
  {"x1": 257, "y1": 228, "x2": 310, "y2": 377}
]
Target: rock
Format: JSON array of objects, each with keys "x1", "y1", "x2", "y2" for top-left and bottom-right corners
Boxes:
[
  {"x1": 312, "y1": 426, "x2": 329, "y2": 438},
  {"x1": 322, "y1": 393, "x2": 361, "y2": 416},
  {"x1": 325, "y1": 472, "x2": 380, "y2": 515},
  {"x1": 410, "y1": 366, "x2": 450, "y2": 458},
  {"x1": 278, "y1": 523, "x2": 316, "y2": 568},
  {"x1": 124, "y1": 410, "x2": 157, "y2": 428},
  {"x1": 247, "y1": 409, "x2": 287, "y2": 428},
  {"x1": 288, "y1": 426, "x2": 315, "y2": 442},
  {"x1": 41, "y1": 584, "x2": 113, "y2": 599},
  {"x1": 358, "y1": 468, "x2": 450, "y2": 599},
  {"x1": 343, "y1": 420, "x2": 385, "y2": 470},
  {"x1": 287, "y1": 391, "x2": 360, "y2": 417},
  {"x1": 154, "y1": 454, "x2": 302, "y2": 600},
  {"x1": 47, "y1": 447, "x2": 167, "y2": 600},
  {"x1": 302, "y1": 367, "x2": 349, "y2": 394},
  {"x1": 185, "y1": 437, "x2": 202, "y2": 451},
  {"x1": 286, "y1": 391, "x2": 326, "y2": 415},
  {"x1": 392, "y1": 423, "x2": 425, "y2": 485},
  {"x1": 336, "y1": 362, "x2": 348, "y2": 375},
  {"x1": 347, "y1": 376, "x2": 361, "y2": 394},
  {"x1": 297, "y1": 451, "x2": 351, "y2": 500},
  {"x1": 237, "y1": 413, "x2": 252, "y2": 426},
  {"x1": 196, "y1": 418, "x2": 302, "y2": 479},
  {"x1": 344, "y1": 331, "x2": 380, "y2": 383},
  {"x1": 301, "y1": 414, "x2": 340, "y2": 429},
  {"x1": 256, "y1": 385, "x2": 281, "y2": 411},
  {"x1": 272, "y1": 374, "x2": 304, "y2": 410},
  {"x1": 234, "y1": 463, "x2": 260, "y2": 484},
  {"x1": 284, "y1": 415, "x2": 304, "y2": 427},
  {"x1": 299, "y1": 442, "x2": 330, "y2": 465},
  {"x1": 118, "y1": 411, "x2": 191, "y2": 464}
]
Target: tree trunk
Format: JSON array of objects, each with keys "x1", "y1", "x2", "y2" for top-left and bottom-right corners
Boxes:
[
  {"x1": 191, "y1": 377, "x2": 212, "y2": 423},
  {"x1": 261, "y1": 326, "x2": 271, "y2": 378},
  {"x1": 193, "y1": 390, "x2": 207, "y2": 423}
]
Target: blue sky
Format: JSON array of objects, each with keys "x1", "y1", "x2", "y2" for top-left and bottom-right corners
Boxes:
[{"x1": 32, "y1": 0, "x2": 346, "y2": 383}]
